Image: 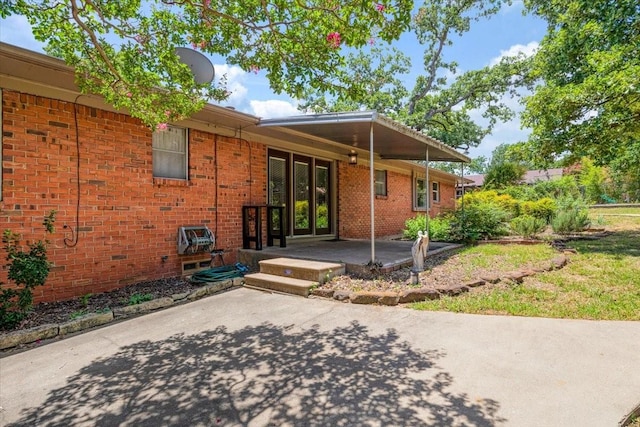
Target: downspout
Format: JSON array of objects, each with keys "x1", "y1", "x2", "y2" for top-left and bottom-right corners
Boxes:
[{"x1": 369, "y1": 119, "x2": 376, "y2": 264}]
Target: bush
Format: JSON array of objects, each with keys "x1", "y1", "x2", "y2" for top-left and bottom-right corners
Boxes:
[
  {"x1": 520, "y1": 197, "x2": 557, "y2": 223},
  {"x1": 403, "y1": 214, "x2": 453, "y2": 241},
  {"x1": 510, "y1": 215, "x2": 547, "y2": 238},
  {"x1": 429, "y1": 216, "x2": 452, "y2": 241},
  {"x1": 1, "y1": 211, "x2": 56, "y2": 329},
  {"x1": 530, "y1": 176, "x2": 581, "y2": 201},
  {"x1": 551, "y1": 209, "x2": 591, "y2": 234},
  {"x1": 449, "y1": 202, "x2": 510, "y2": 243},
  {"x1": 403, "y1": 214, "x2": 428, "y2": 240},
  {"x1": 459, "y1": 190, "x2": 519, "y2": 218}
]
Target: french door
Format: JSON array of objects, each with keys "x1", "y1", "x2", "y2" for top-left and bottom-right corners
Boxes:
[{"x1": 268, "y1": 150, "x2": 331, "y2": 236}]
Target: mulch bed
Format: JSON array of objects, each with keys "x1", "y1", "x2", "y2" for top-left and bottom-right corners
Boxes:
[{"x1": 1, "y1": 277, "x2": 199, "y2": 333}]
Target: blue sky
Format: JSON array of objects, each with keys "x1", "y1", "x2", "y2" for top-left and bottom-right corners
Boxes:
[{"x1": 0, "y1": 1, "x2": 546, "y2": 159}]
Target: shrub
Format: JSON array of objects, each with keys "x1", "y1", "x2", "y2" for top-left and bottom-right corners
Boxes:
[
  {"x1": 449, "y1": 202, "x2": 510, "y2": 242},
  {"x1": 551, "y1": 209, "x2": 591, "y2": 234},
  {"x1": 1, "y1": 211, "x2": 56, "y2": 329},
  {"x1": 403, "y1": 214, "x2": 428, "y2": 240},
  {"x1": 403, "y1": 214, "x2": 453, "y2": 241},
  {"x1": 530, "y1": 176, "x2": 581, "y2": 201},
  {"x1": 459, "y1": 190, "x2": 519, "y2": 218},
  {"x1": 510, "y1": 215, "x2": 547, "y2": 238},
  {"x1": 520, "y1": 197, "x2": 557, "y2": 223},
  {"x1": 429, "y1": 216, "x2": 452, "y2": 241}
]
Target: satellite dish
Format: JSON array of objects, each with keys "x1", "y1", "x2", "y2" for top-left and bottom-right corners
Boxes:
[{"x1": 175, "y1": 47, "x2": 215, "y2": 85}]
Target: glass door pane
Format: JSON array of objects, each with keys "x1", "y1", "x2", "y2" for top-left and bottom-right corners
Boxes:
[
  {"x1": 315, "y1": 161, "x2": 330, "y2": 234},
  {"x1": 269, "y1": 155, "x2": 287, "y2": 233},
  {"x1": 294, "y1": 156, "x2": 311, "y2": 235}
]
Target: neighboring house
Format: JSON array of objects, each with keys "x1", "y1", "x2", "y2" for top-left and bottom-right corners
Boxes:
[
  {"x1": 0, "y1": 43, "x2": 469, "y2": 302},
  {"x1": 458, "y1": 168, "x2": 565, "y2": 195}
]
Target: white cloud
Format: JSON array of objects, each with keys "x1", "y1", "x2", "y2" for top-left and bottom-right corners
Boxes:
[
  {"x1": 461, "y1": 43, "x2": 540, "y2": 159},
  {"x1": 490, "y1": 41, "x2": 539, "y2": 66},
  {"x1": 467, "y1": 89, "x2": 532, "y2": 159},
  {"x1": 0, "y1": 16, "x2": 44, "y2": 52},
  {"x1": 213, "y1": 64, "x2": 249, "y2": 107},
  {"x1": 249, "y1": 100, "x2": 300, "y2": 118}
]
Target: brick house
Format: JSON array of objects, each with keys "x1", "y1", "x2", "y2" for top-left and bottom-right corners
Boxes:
[{"x1": 0, "y1": 43, "x2": 468, "y2": 303}]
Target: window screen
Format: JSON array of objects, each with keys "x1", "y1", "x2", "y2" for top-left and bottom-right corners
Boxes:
[{"x1": 152, "y1": 126, "x2": 187, "y2": 179}]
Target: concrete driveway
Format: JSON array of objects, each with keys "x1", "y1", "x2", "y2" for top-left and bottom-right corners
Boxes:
[{"x1": 1, "y1": 287, "x2": 639, "y2": 426}]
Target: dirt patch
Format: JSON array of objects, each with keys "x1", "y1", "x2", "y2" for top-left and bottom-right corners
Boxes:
[{"x1": 321, "y1": 248, "x2": 553, "y2": 294}]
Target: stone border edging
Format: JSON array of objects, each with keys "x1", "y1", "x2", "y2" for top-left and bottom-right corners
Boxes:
[
  {"x1": 310, "y1": 253, "x2": 570, "y2": 307},
  {"x1": 620, "y1": 402, "x2": 640, "y2": 426},
  {"x1": 0, "y1": 278, "x2": 243, "y2": 351}
]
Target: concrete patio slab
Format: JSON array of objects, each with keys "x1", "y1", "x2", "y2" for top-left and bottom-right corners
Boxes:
[
  {"x1": 239, "y1": 238, "x2": 460, "y2": 273},
  {"x1": 1, "y1": 288, "x2": 638, "y2": 426}
]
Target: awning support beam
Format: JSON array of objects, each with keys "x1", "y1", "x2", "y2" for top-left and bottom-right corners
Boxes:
[{"x1": 370, "y1": 121, "x2": 376, "y2": 264}]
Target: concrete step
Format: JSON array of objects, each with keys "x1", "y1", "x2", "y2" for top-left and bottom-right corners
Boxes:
[
  {"x1": 244, "y1": 273, "x2": 316, "y2": 297},
  {"x1": 258, "y1": 257, "x2": 345, "y2": 284}
]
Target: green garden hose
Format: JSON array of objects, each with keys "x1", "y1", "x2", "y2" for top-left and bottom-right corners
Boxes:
[{"x1": 190, "y1": 263, "x2": 249, "y2": 283}]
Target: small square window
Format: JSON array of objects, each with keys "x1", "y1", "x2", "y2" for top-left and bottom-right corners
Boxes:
[
  {"x1": 152, "y1": 126, "x2": 188, "y2": 179},
  {"x1": 375, "y1": 170, "x2": 387, "y2": 196},
  {"x1": 432, "y1": 181, "x2": 440, "y2": 203}
]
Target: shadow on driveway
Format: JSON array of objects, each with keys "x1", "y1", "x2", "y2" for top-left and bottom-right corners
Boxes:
[{"x1": 9, "y1": 322, "x2": 505, "y2": 426}]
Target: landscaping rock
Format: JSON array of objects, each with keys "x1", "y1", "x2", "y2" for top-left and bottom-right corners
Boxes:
[
  {"x1": 188, "y1": 281, "x2": 233, "y2": 300},
  {"x1": 480, "y1": 275, "x2": 501, "y2": 284},
  {"x1": 377, "y1": 292, "x2": 399, "y2": 306},
  {"x1": 505, "y1": 271, "x2": 527, "y2": 284},
  {"x1": 551, "y1": 255, "x2": 568, "y2": 269},
  {"x1": 520, "y1": 269, "x2": 537, "y2": 277},
  {"x1": 441, "y1": 285, "x2": 470, "y2": 296},
  {"x1": 172, "y1": 292, "x2": 191, "y2": 301},
  {"x1": 333, "y1": 290, "x2": 351, "y2": 302},
  {"x1": 113, "y1": 297, "x2": 174, "y2": 317},
  {"x1": 232, "y1": 277, "x2": 245, "y2": 287},
  {"x1": 311, "y1": 288, "x2": 335, "y2": 298},
  {"x1": 0, "y1": 324, "x2": 59, "y2": 350},
  {"x1": 350, "y1": 292, "x2": 380, "y2": 305},
  {"x1": 398, "y1": 288, "x2": 440, "y2": 304},
  {"x1": 464, "y1": 279, "x2": 486, "y2": 288},
  {"x1": 59, "y1": 311, "x2": 114, "y2": 335}
]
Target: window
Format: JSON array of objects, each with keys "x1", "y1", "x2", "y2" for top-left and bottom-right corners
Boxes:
[
  {"x1": 375, "y1": 170, "x2": 387, "y2": 196},
  {"x1": 414, "y1": 177, "x2": 427, "y2": 210},
  {"x1": 152, "y1": 126, "x2": 187, "y2": 179},
  {"x1": 432, "y1": 181, "x2": 440, "y2": 203}
]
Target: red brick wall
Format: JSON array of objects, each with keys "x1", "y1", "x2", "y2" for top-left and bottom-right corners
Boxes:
[
  {"x1": 337, "y1": 162, "x2": 457, "y2": 239},
  {"x1": 430, "y1": 178, "x2": 457, "y2": 217},
  {"x1": 1, "y1": 90, "x2": 266, "y2": 302}
]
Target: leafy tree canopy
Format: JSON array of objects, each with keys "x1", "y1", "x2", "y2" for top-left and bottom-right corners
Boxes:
[
  {"x1": 301, "y1": 0, "x2": 533, "y2": 151},
  {"x1": 432, "y1": 156, "x2": 489, "y2": 175},
  {"x1": 0, "y1": 0, "x2": 412, "y2": 128},
  {"x1": 482, "y1": 143, "x2": 526, "y2": 189},
  {"x1": 521, "y1": 0, "x2": 640, "y2": 166}
]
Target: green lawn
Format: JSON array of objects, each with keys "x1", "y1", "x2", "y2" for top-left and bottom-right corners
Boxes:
[{"x1": 412, "y1": 207, "x2": 640, "y2": 320}]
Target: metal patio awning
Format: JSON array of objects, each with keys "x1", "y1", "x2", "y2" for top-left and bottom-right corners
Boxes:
[
  {"x1": 257, "y1": 111, "x2": 470, "y2": 266},
  {"x1": 257, "y1": 111, "x2": 470, "y2": 162}
]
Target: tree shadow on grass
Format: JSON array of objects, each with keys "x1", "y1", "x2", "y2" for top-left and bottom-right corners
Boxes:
[
  {"x1": 567, "y1": 230, "x2": 640, "y2": 258},
  {"x1": 9, "y1": 322, "x2": 505, "y2": 426}
]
